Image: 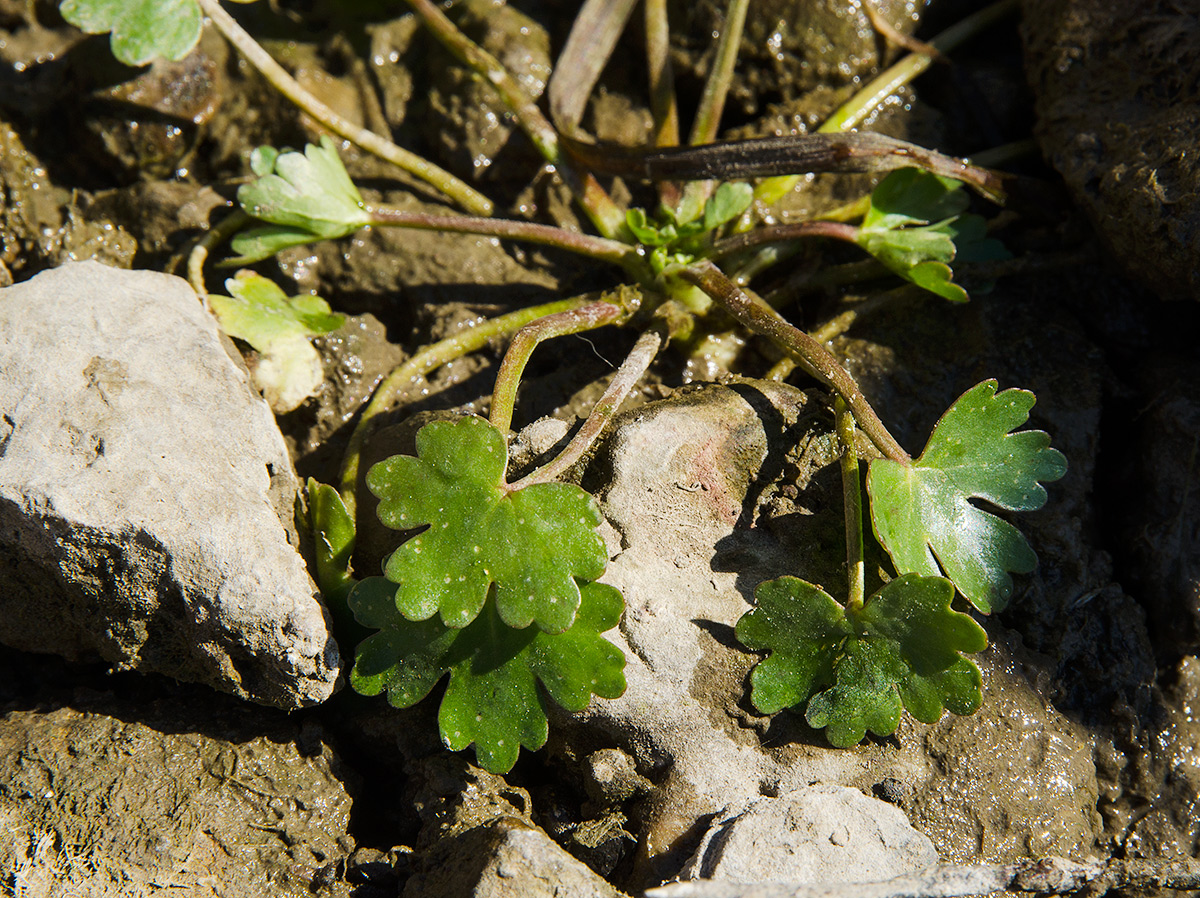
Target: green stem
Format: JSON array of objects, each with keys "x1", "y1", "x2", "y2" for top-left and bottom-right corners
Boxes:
[
  {"x1": 196, "y1": 0, "x2": 493, "y2": 216},
  {"x1": 688, "y1": 0, "x2": 750, "y2": 147},
  {"x1": 489, "y1": 301, "x2": 624, "y2": 435},
  {"x1": 645, "y1": 0, "x2": 682, "y2": 209},
  {"x1": 184, "y1": 208, "x2": 247, "y2": 299},
  {"x1": 367, "y1": 205, "x2": 642, "y2": 271},
  {"x1": 754, "y1": 0, "x2": 1018, "y2": 205},
  {"x1": 645, "y1": 0, "x2": 680, "y2": 149},
  {"x1": 402, "y1": 0, "x2": 626, "y2": 238},
  {"x1": 709, "y1": 220, "x2": 861, "y2": 261},
  {"x1": 678, "y1": 261, "x2": 910, "y2": 465},
  {"x1": 821, "y1": 0, "x2": 1018, "y2": 133},
  {"x1": 835, "y1": 397, "x2": 865, "y2": 611},
  {"x1": 338, "y1": 295, "x2": 598, "y2": 515},
  {"x1": 510, "y1": 326, "x2": 664, "y2": 490},
  {"x1": 678, "y1": 0, "x2": 750, "y2": 217}
]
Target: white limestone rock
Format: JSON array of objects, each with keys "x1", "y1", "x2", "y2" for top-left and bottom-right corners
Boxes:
[
  {"x1": 680, "y1": 786, "x2": 938, "y2": 885},
  {"x1": 0, "y1": 262, "x2": 339, "y2": 707}
]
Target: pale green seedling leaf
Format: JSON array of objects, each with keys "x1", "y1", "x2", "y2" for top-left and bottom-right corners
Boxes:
[
  {"x1": 736, "y1": 574, "x2": 986, "y2": 747},
  {"x1": 866, "y1": 380, "x2": 1068, "y2": 613},
  {"x1": 208, "y1": 272, "x2": 343, "y2": 413},
  {"x1": 857, "y1": 169, "x2": 1009, "y2": 303},
  {"x1": 350, "y1": 577, "x2": 626, "y2": 773},
  {"x1": 305, "y1": 478, "x2": 356, "y2": 605},
  {"x1": 703, "y1": 182, "x2": 754, "y2": 231},
  {"x1": 625, "y1": 208, "x2": 674, "y2": 246},
  {"x1": 60, "y1": 0, "x2": 258, "y2": 66},
  {"x1": 231, "y1": 136, "x2": 372, "y2": 264},
  {"x1": 367, "y1": 416, "x2": 609, "y2": 633},
  {"x1": 60, "y1": 0, "x2": 203, "y2": 66}
]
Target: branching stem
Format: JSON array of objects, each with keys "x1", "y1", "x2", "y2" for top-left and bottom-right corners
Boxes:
[
  {"x1": 678, "y1": 261, "x2": 910, "y2": 465},
  {"x1": 511, "y1": 327, "x2": 664, "y2": 490},
  {"x1": 196, "y1": 0, "x2": 493, "y2": 216},
  {"x1": 836, "y1": 397, "x2": 865, "y2": 611},
  {"x1": 401, "y1": 0, "x2": 626, "y2": 238},
  {"x1": 366, "y1": 205, "x2": 641, "y2": 271},
  {"x1": 338, "y1": 295, "x2": 598, "y2": 515},
  {"x1": 490, "y1": 301, "x2": 625, "y2": 436}
]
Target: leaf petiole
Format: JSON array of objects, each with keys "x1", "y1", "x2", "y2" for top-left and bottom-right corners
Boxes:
[
  {"x1": 366, "y1": 206, "x2": 644, "y2": 273},
  {"x1": 511, "y1": 325, "x2": 664, "y2": 490},
  {"x1": 677, "y1": 260, "x2": 911, "y2": 465},
  {"x1": 688, "y1": 0, "x2": 751, "y2": 146},
  {"x1": 338, "y1": 295, "x2": 603, "y2": 516},
  {"x1": 489, "y1": 301, "x2": 626, "y2": 438},
  {"x1": 835, "y1": 397, "x2": 865, "y2": 611},
  {"x1": 195, "y1": 0, "x2": 493, "y2": 216}
]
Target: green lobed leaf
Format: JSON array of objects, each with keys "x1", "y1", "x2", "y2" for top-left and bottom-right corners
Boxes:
[
  {"x1": 231, "y1": 136, "x2": 372, "y2": 264},
  {"x1": 208, "y1": 272, "x2": 343, "y2": 413},
  {"x1": 856, "y1": 169, "x2": 1010, "y2": 303},
  {"x1": 625, "y1": 208, "x2": 674, "y2": 246},
  {"x1": 736, "y1": 574, "x2": 987, "y2": 747},
  {"x1": 60, "y1": 0, "x2": 203, "y2": 67},
  {"x1": 866, "y1": 380, "x2": 1068, "y2": 613},
  {"x1": 367, "y1": 416, "x2": 609, "y2": 633},
  {"x1": 349, "y1": 576, "x2": 626, "y2": 773},
  {"x1": 703, "y1": 182, "x2": 754, "y2": 231},
  {"x1": 862, "y1": 168, "x2": 969, "y2": 231}
]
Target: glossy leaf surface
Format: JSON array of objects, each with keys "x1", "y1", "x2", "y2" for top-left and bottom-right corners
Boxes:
[
  {"x1": 232, "y1": 137, "x2": 372, "y2": 264},
  {"x1": 350, "y1": 576, "x2": 626, "y2": 773},
  {"x1": 857, "y1": 169, "x2": 1008, "y2": 302},
  {"x1": 737, "y1": 574, "x2": 986, "y2": 747},
  {"x1": 367, "y1": 416, "x2": 608, "y2": 633},
  {"x1": 867, "y1": 380, "x2": 1067, "y2": 613}
]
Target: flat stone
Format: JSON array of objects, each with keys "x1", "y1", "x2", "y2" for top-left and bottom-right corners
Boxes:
[
  {"x1": 0, "y1": 261, "x2": 339, "y2": 708},
  {"x1": 681, "y1": 786, "x2": 938, "y2": 885},
  {"x1": 404, "y1": 818, "x2": 629, "y2": 898},
  {"x1": 563, "y1": 377, "x2": 1104, "y2": 887}
]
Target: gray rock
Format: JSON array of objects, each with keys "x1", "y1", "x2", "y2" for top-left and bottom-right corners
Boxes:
[
  {"x1": 563, "y1": 377, "x2": 1103, "y2": 885},
  {"x1": 0, "y1": 262, "x2": 338, "y2": 708},
  {"x1": 680, "y1": 786, "x2": 938, "y2": 885},
  {"x1": 570, "y1": 380, "x2": 905, "y2": 884},
  {"x1": 404, "y1": 818, "x2": 630, "y2": 898}
]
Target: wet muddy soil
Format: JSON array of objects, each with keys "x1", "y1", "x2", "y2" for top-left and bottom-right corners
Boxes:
[{"x1": 2, "y1": 0, "x2": 1199, "y2": 895}]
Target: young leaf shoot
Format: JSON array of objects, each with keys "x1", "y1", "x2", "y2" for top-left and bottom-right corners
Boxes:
[
  {"x1": 232, "y1": 137, "x2": 373, "y2": 264},
  {"x1": 208, "y1": 271, "x2": 344, "y2": 413},
  {"x1": 857, "y1": 169, "x2": 1009, "y2": 302},
  {"x1": 866, "y1": 380, "x2": 1068, "y2": 613}
]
